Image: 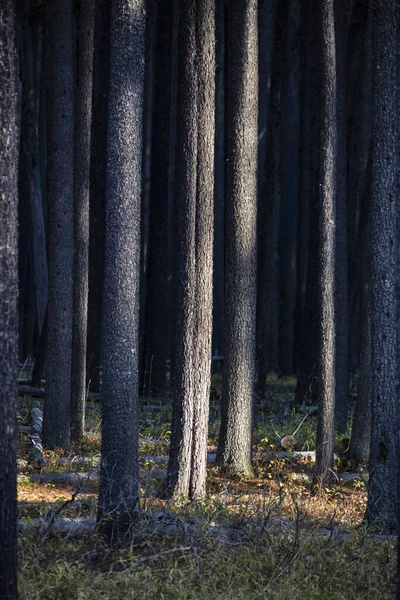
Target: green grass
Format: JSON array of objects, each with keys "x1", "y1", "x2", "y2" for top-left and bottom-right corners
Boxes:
[{"x1": 18, "y1": 526, "x2": 396, "y2": 599}]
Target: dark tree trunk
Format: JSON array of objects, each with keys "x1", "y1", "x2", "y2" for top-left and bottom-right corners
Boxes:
[
  {"x1": 216, "y1": 0, "x2": 258, "y2": 477},
  {"x1": 18, "y1": 0, "x2": 48, "y2": 335},
  {"x1": 365, "y1": 0, "x2": 397, "y2": 533},
  {"x1": 295, "y1": 1, "x2": 320, "y2": 405},
  {"x1": 278, "y1": 0, "x2": 301, "y2": 377},
  {"x1": 313, "y1": 0, "x2": 337, "y2": 489},
  {"x1": 144, "y1": 0, "x2": 173, "y2": 395},
  {"x1": 86, "y1": 0, "x2": 111, "y2": 394},
  {"x1": 257, "y1": 0, "x2": 276, "y2": 187},
  {"x1": 347, "y1": 7, "x2": 372, "y2": 373},
  {"x1": 97, "y1": 0, "x2": 146, "y2": 532},
  {"x1": 0, "y1": 1, "x2": 19, "y2": 597},
  {"x1": 165, "y1": 0, "x2": 215, "y2": 500},
  {"x1": 256, "y1": 0, "x2": 283, "y2": 394},
  {"x1": 333, "y1": 0, "x2": 349, "y2": 434},
  {"x1": 138, "y1": 0, "x2": 156, "y2": 394},
  {"x1": 70, "y1": 0, "x2": 94, "y2": 442},
  {"x1": 293, "y1": 0, "x2": 311, "y2": 374},
  {"x1": 31, "y1": 304, "x2": 47, "y2": 386},
  {"x1": 42, "y1": 0, "x2": 75, "y2": 450},
  {"x1": 349, "y1": 292, "x2": 371, "y2": 467}
]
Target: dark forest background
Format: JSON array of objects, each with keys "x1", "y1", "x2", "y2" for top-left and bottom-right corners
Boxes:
[{"x1": 1, "y1": 0, "x2": 400, "y2": 598}]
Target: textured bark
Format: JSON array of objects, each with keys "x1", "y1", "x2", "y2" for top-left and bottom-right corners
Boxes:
[
  {"x1": 365, "y1": 0, "x2": 397, "y2": 533},
  {"x1": 256, "y1": 0, "x2": 283, "y2": 394},
  {"x1": 42, "y1": 0, "x2": 75, "y2": 450},
  {"x1": 70, "y1": 0, "x2": 94, "y2": 442},
  {"x1": 313, "y1": 0, "x2": 337, "y2": 489},
  {"x1": 212, "y1": 0, "x2": 224, "y2": 360},
  {"x1": 166, "y1": 0, "x2": 215, "y2": 500},
  {"x1": 0, "y1": 1, "x2": 19, "y2": 597},
  {"x1": 86, "y1": 0, "x2": 111, "y2": 394},
  {"x1": 145, "y1": 0, "x2": 173, "y2": 394},
  {"x1": 278, "y1": 0, "x2": 301, "y2": 377},
  {"x1": 97, "y1": 0, "x2": 145, "y2": 530},
  {"x1": 333, "y1": 0, "x2": 349, "y2": 434},
  {"x1": 216, "y1": 0, "x2": 258, "y2": 477}
]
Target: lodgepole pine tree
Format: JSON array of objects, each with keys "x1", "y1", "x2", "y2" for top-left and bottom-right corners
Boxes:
[
  {"x1": 313, "y1": 0, "x2": 337, "y2": 489},
  {"x1": 97, "y1": 0, "x2": 146, "y2": 533},
  {"x1": 365, "y1": 0, "x2": 397, "y2": 533},
  {"x1": 216, "y1": 0, "x2": 258, "y2": 477},
  {"x1": 42, "y1": 0, "x2": 75, "y2": 449},
  {"x1": 165, "y1": 0, "x2": 215, "y2": 500},
  {"x1": 0, "y1": 1, "x2": 19, "y2": 597},
  {"x1": 70, "y1": 0, "x2": 95, "y2": 442}
]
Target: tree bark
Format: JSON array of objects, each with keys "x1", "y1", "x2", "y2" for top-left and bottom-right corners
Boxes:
[
  {"x1": 365, "y1": 0, "x2": 397, "y2": 533},
  {"x1": 212, "y1": 0, "x2": 224, "y2": 360},
  {"x1": 216, "y1": 0, "x2": 258, "y2": 477},
  {"x1": 70, "y1": 0, "x2": 94, "y2": 443},
  {"x1": 0, "y1": 1, "x2": 19, "y2": 597},
  {"x1": 42, "y1": 0, "x2": 75, "y2": 450},
  {"x1": 165, "y1": 0, "x2": 215, "y2": 500},
  {"x1": 333, "y1": 0, "x2": 349, "y2": 434},
  {"x1": 97, "y1": 0, "x2": 146, "y2": 533},
  {"x1": 313, "y1": 0, "x2": 337, "y2": 489}
]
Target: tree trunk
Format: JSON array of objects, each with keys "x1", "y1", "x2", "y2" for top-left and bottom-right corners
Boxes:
[
  {"x1": 278, "y1": 0, "x2": 301, "y2": 377},
  {"x1": 42, "y1": 0, "x2": 75, "y2": 450},
  {"x1": 256, "y1": 0, "x2": 283, "y2": 394},
  {"x1": 18, "y1": 0, "x2": 48, "y2": 335},
  {"x1": 365, "y1": 0, "x2": 397, "y2": 533},
  {"x1": 97, "y1": 0, "x2": 146, "y2": 533},
  {"x1": 313, "y1": 0, "x2": 337, "y2": 489},
  {"x1": 165, "y1": 0, "x2": 215, "y2": 500},
  {"x1": 145, "y1": 0, "x2": 173, "y2": 395},
  {"x1": 86, "y1": 0, "x2": 111, "y2": 394},
  {"x1": 333, "y1": 0, "x2": 349, "y2": 434},
  {"x1": 0, "y1": 1, "x2": 19, "y2": 596},
  {"x1": 295, "y1": 1, "x2": 320, "y2": 405},
  {"x1": 138, "y1": 0, "x2": 156, "y2": 394},
  {"x1": 349, "y1": 293, "x2": 371, "y2": 467},
  {"x1": 216, "y1": 0, "x2": 258, "y2": 477},
  {"x1": 70, "y1": 0, "x2": 94, "y2": 443},
  {"x1": 212, "y1": 0, "x2": 224, "y2": 361}
]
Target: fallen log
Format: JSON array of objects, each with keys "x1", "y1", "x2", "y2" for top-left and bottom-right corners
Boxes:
[{"x1": 17, "y1": 469, "x2": 167, "y2": 488}]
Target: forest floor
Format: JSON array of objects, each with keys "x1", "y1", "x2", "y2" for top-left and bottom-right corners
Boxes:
[{"x1": 16, "y1": 377, "x2": 396, "y2": 600}]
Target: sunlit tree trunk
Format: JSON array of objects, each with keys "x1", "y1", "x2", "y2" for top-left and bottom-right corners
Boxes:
[
  {"x1": 166, "y1": 0, "x2": 215, "y2": 499},
  {"x1": 217, "y1": 0, "x2": 258, "y2": 477},
  {"x1": 313, "y1": 0, "x2": 337, "y2": 489}
]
